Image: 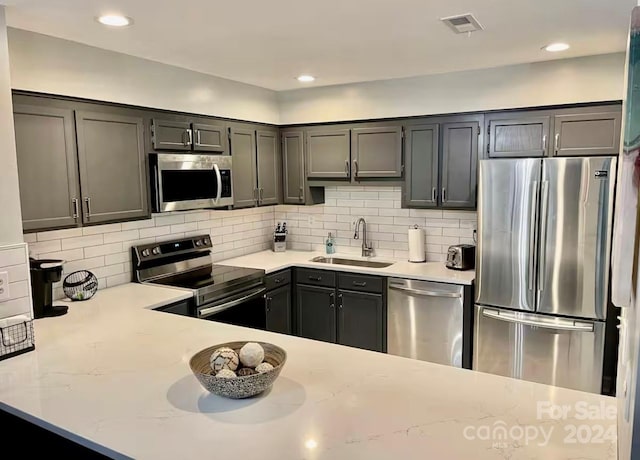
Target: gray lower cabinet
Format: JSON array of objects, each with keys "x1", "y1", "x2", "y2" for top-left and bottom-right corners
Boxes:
[
  {"x1": 296, "y1": 284, "x2": 336, "y2": 343},
  {"x1": 265, "y1": 285, "x2": 292, "y2": 334},
  {"x1": 440, "y1": 122, "x2": 478, "y2": 208},
  {"x1": 151, "y1": 119, "x2": 191, "y2": 151},
  {"x1": 230, "y1": 126, "x2": 258, "y2": 208},
  {"x1": 282, "y1": 131, "x2": 305, "y2": 203},
  {"x1": 404, "y1": 124, "x2": 439, "y2": 207},
  {"x1": 553, "y1": 109, "x2": 622, "y2": 156},
  {"x1": 486, "y1": 114, "x2": 550, "y2": 158},
  {"x1": 75, "y1": 111, "x2": 148, "y2": 224},
  {"x1": 193, "y1": 122, "x2": 226, "y2": 153},
  {"x1": 337, "y1": 289, "x2": 384, "y2": 352},
  {"x1": 256, "y1": 130, "x2": 280, "y2": 206},
  {"x1": 306, "y1": 128, "x2": 351, "y2": 179},
  {"x1": 13, "y1": 105, "x2": 81, "y2": 231},
  {"x1": 351, "y1": 125, "x2": 403, "y2": 179}
]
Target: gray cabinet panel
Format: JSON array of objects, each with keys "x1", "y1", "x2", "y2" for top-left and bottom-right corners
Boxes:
[
  {"x1": 256, "y1": 130, "x2": 280, "y2": 206},
  {"x1": 266, "y1": 285, "x2": 292, "y2": 335},
  {"x1": 404, "y1": 124, "x2": 439, "y2": 207},
  {"x1": 282, "y1": 131, "x2": 305, "y2": 204},
  {"x1": 553, "y1": 111, "x2": 622, "y2": 156},
  {"x1": 338, "y1": 290, "x2": 383, "y2": 352},
  {"x1": 306, "y1": 129, "x2": 351, "y2": 179},
  {"x1": 193, "y1": 122, "x2": 226, "y2": 153},
  {"x1": 13, "y1": 105, "x2": 80, "y2": 231},
  {"x1": 352, "y1": 126, "x2": 403, "y2": 178},
  {"x1": 152, "y1": 119, "x2": 191, "y2": 151},
  {"x1": 441, "y1": 122, "x2": 478, "y2": 208},
  {"x1": 488, "y1": 116, "x2": 550, "y2": 158},
  {"x1": 75, "y1": 111, "x2": 148, "y2": 224},
  {"x1": 296, "y1": 284, "x2": 336, "y2": 343},
  {"x1": 230, "y1": 127, "x2": 257, "y2": 208}
]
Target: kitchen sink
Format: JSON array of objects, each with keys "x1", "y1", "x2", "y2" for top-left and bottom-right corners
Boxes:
[{"x1": 310, "y1": 256, "x2": 394, "y2": 268}]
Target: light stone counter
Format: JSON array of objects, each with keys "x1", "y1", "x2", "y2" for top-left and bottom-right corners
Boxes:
[
  {"x1": 219, "y1": 250, "x2": 476, "y2": 285},
  {"x1": 0, "y1": 283, "x2": 615, "y2": 459}
]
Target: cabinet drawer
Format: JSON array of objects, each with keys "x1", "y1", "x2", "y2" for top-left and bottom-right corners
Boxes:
[
  {"x1": 338, "y1": 273, "x2": 383, "y2": 293},
  {"x1": 265, "y1": 270, "x2": 292, "y2": 290},
  {"x1": 297, "y1": 268, "x2": 335, "y2": 287}
]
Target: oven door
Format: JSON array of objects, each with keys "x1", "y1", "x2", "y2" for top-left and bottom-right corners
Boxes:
[
  {"x1": 196, "y1": 286, "x2": 267, "y2": 330},
  {"x1": 152, "y1": 153, "x2": 233, "y2": 212}
]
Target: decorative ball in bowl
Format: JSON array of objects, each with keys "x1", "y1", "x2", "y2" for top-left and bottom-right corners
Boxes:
[{"x1": 189, "y1": 341, "x2": 286, "y2": 399}]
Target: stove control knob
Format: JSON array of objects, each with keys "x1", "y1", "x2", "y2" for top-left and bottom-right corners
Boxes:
[
  {"x1": 203, "y1": 238, "x2": 211, "y2": 246},
  {"x1": 151, "y1": 247, "x2": 161, "y2": 255},
  {"x1": 195, "y1": 240, "x2": 202, "y2": 247},
  {"x1": 141, "y1": 249, "x2": 150, "y2": 257}
]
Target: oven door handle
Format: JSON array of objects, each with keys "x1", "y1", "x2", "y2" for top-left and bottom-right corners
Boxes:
[
  {"x1": 213, "y1": 163, "x2": 222, "y2": 205},
  {"x1": 197, "y1": 287, "x2": 266, "y2": 319}
]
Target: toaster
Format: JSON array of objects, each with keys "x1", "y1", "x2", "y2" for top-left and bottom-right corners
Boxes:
[{"x1": 446, "y1": 244, "x2": 476, "y2": 270}]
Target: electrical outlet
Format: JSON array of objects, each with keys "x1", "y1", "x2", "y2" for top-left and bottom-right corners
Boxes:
[
  {"x1": 0, "y1": 271, "x2": 9, "y2": 301},
  {"x1": 308, "y1": 215, "x2": 315, "y2": 226}
]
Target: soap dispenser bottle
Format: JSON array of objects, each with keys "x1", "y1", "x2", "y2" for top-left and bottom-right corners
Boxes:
[{"x1": 326, "y1": 232, "x2": 335, "y2": 255}]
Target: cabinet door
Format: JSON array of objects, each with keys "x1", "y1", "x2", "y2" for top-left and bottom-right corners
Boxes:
[
  {"x1": 352, "y1": 126, "x2": 403, "y2": 178},
  {"x1": 256, "y1": 130, "x2": 280, "y2": 206},
  {"x1": 266, "y1": 285, "x2": 292, "y2": 334},
  {"x1": 13, "y1": 105, "x2": 81, "y2": 231},
  {"x1": 441, "y1": 122, "x2": 478, "y2": 209},
  {"x1": 337, "y1": 290, "x2": 384, "y2": 352},
  {"x1": 306, "y1": 129, "x2": 351, "y2": 179},
  {"x1": 553, "y1": 110, "x2": 622, "y2": 156},
  {"x1": 151, "y1": 119, "x2": 191, "y2": 151},
  {"x1": 193, "y1": 122, "x2": 227, "y2": 153},
  {"x1": 75, "y1": 111, "x2": 148, "y2": 224},
  {"x1": 296, "y1": 284, "x2": 336, "y2": 343},
  {"x1": 404, "y1": 124, "x2": 439, "y2": 207},
  {"x1": 487, "y1": 116, "x2": 550, "y2": 158},
  {"x1": 230, "y1": 127, "x2": 257, "y2": 208},
  {"x1": 282, "y1": 131, "x2": 305, "y2": 204}
]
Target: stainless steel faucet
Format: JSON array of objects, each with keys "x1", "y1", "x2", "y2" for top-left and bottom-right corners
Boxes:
[{"x1": 354, "y1": 217, "x2": 373, "y2": 257}]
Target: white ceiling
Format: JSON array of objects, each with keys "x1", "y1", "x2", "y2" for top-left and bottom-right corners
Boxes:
[{"x1": 2, "y1": 0, "x2": 636, "y2": 91}]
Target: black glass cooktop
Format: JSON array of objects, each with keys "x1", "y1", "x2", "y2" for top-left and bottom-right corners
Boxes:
[{"x1": 151, "y1": 264, "x2": 264, "y2": 293}]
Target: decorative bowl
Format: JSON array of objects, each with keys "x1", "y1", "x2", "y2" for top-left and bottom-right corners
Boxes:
[{"x1": 189, "y1": 341, "x2": 286, "y2": 399}]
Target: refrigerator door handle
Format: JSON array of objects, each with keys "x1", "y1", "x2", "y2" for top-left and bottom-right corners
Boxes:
[
  {"x1": 527, "y1": 181, "x2": 539, "y2": 290},
  {"x1": 537, "y1": 180, "x2": 550, "y2": 292},
  {"x1": 481, "y1": 308, "x2": 594, "y2": 332}
]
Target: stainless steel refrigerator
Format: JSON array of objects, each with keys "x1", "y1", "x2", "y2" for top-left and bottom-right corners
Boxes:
[{"x1": 474, "y1": 156, "x2": 617, "y2": 394}]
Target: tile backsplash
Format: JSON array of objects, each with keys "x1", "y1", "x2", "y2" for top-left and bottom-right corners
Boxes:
[{"x1": 0, "y1": 243, "x2": 32, "y2": 319}]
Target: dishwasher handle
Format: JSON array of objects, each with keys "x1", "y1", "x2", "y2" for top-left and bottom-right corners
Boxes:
[{"x1": 388, "y1": 283, "x2": 462, "y2": 298}]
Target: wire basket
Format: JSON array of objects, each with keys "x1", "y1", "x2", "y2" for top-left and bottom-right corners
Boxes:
[
  {"x1": 0, "y1": 317, "x2": 34, "y2": 360},
  {"x1": 63, "y1": 270, "x2": 99, "y2": 301}
]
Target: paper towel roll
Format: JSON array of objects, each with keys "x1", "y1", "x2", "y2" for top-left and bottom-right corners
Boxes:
[{"x1": 408, "y1": 227, "x2": 426, "y2": 263}]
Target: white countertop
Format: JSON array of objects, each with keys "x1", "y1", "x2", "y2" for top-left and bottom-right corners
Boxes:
[
  {"x1": 0, "y1": 283, "x2": 615, "y2": 459},
  {"x1": 219, "y1": 250, "x2": 476, "y2": 285}
]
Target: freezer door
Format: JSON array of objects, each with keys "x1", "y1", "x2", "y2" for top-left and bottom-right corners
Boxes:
[
  {"x1": 537, "y1": 157, "x2": 617, "y2": 320},
  {"x1": 475, "y1": 159, "x2": 541, "y2": 311},
  {"x1": 473, "y1": 306, "x2": 605, "y2": 393}
]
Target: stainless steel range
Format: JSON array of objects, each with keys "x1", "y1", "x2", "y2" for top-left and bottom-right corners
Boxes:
[{"x1": 132, "y1": 235, "x2": 266, "y2": 328}]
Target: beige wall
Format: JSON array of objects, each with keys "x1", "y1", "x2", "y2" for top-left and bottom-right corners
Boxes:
[
  {"x1": 277, "y1": 53, "x2": 626, "y2": 124},
  {"x1": 7, "y1": 28, "x2": 280, "y2": 124},
  {"x1": 0, "y1": 10, "x2": 23, "y2": 244}
]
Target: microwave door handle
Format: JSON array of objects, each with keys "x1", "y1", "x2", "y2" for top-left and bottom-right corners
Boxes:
[
  {"x1": 213, "y1": 164, "x2": 222, "y2": 204},
  {"x1": 198, "y1": 287, "x2": 266, "y2": 318}
]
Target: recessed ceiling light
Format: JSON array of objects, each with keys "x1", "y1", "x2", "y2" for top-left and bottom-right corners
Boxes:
[
  {"x1": 543, "y1": 43, "x2": 570, "y2": 52},
  {"x1": 296, "y1": 75, "x2": 315, "y2": 83},
  {"x1": 96, "y1": 15, "x2": 132, "y2": 27}
]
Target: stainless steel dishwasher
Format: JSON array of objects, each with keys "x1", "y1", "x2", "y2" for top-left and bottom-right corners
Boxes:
[{"x1": 387, "y1": 278, "x2": 464, "y2": 367}]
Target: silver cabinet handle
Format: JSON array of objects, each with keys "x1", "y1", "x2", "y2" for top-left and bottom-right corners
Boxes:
[
  {"x1": 542, "y1": 134, "x2": 547, "y2": 152},
  {"x1": 338, "y1": 292, "x2": 343, "y2": 309},
  {"x1": 431, "y1": 187, "x2": 437, "y2": 202},
  {"x1": 442, "y1": 188, "x2": 447, "y2": 203},
  {"x1": 481, "y1": 308, "x2": 594, "y2": 332},
  {"x1": 253, "y1": 188, "x2": 258, "y2": 203},
  {"x1": 187, "y1": 128, "x2": 193, "y2": 146},
  {"x1": 388, "y1": 283, "x2": 462, "y2": 298},
  {"x1": 299, "y1": 186, "x2": 304, "y2": 201},
  {"x1": 260, "y1": 188, "x2": 264, "y2": 202},
  {"x1": 345, "y1": 159, "x2": 350, "y2": 176},
  {"x1": 197, "y1": 129, "x2": 202, "y2": 146},
  {"x1": 527, "y1": 181, "x2": 539, "y2": 290},
  {"x1": 213, "y1": 164, "x2": 222, "y2": 204},
  {"x1": 554, "y1": 133, "x2": 560, "y2": 154},
  {"x1": 353, "y1": 160, "x2": 359, "y2": 178},
  {"x1": 329, "y1": 291, "x2": 335, "y2": 309},
  {"x1": 84, "y1": 197, "x2": 91, "y2": 220},
  {"x1": 72, "y1": 198, "x2": 79, "y2": 221},
  {"x1": 537, "y1": 180, "x2": 550, "y2": 292}
]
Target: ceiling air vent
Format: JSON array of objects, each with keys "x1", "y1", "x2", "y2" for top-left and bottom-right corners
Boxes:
[{"x1": 440, "y1": 13, "x2": 483, "y2": 34}]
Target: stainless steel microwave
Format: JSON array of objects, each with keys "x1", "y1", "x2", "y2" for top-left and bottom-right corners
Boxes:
[{"x1": 150, "y1": 153, "x2": 233, "y2": 212}]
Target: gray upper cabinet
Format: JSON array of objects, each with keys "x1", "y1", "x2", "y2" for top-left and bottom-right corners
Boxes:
[
  {"x1": 256, "y1": 130, "x2": 280, "y2": 206},
  {"x1": 13, "y1": 105, "x2": 81, "y2": 231},
  {"x1": 440, "y1": 122, "x2": 479, "y2": 209},
  {"x1": 552, "y1": 108, "x2": 622, "y2": 156},
  {"x1": 282, "y1": 131, "x2": 305, "y2": 204},
  {"x1": 193, "y1": 122, "x2": 227, "y2": 153},
  {"x1": 351, "y1": 125, "x2": 403, "y2": 179},
  {"x1": 306, "y1": 128, "x2": 351, "y2": 179},
  {"x1": 404, "y1": 124, "x2": 439, "y2": 208},
  {"x1": 487, "y1": 114, "x2": 550, "y2": 158},
  {"x1": 75, "y1": 111, "x2": 148, "y2": 224},
  {"x1": 230, "y1": 126, "x2": 258, "y2": 208},
  {"x1": 151, "y1": 119, "x2": 191, "y2": 151}
]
